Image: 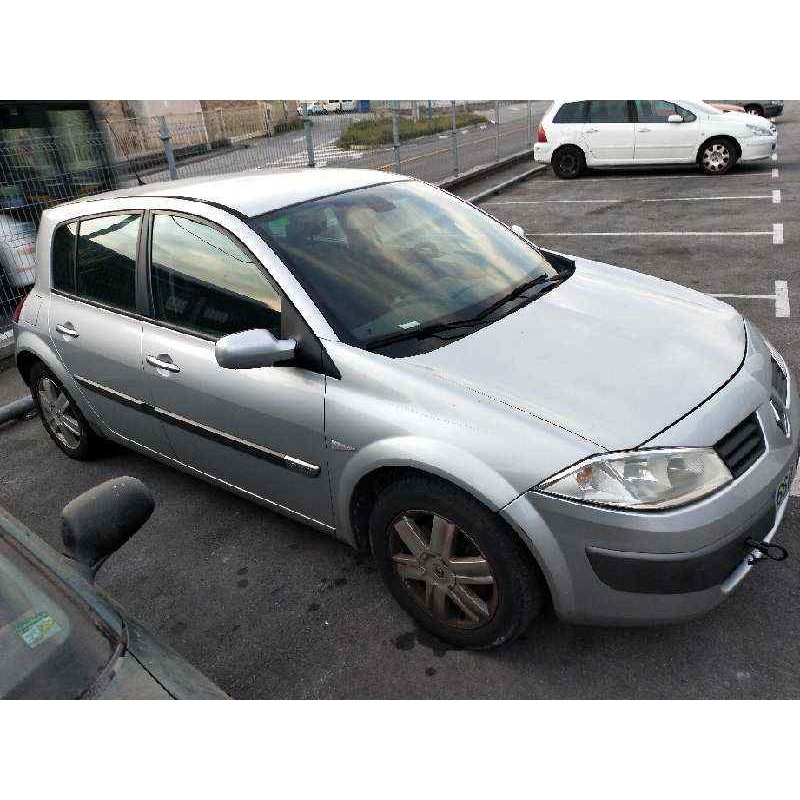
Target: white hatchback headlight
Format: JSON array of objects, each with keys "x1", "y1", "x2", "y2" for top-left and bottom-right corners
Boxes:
[
  {"x1": 537, "y1": 448, "x2": 732, "y2": 510},
  {"x1": 746, "y1": 124, "x2": 773, "y2": 137}
]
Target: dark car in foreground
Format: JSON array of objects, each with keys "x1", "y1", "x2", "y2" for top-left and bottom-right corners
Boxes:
[{"x1": 0, "y1": 476, "x2": 227, "y2": 699}]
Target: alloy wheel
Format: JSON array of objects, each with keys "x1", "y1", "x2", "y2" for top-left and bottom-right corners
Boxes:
[
  {"x1": 389, "y1": 511, "x2": 499, "y2": 629},
  {"x1": 37, "y1": 377, "x2": 82, "y2": 450},
  {"x1": 702, "y1": 142, "x2": 731, "y2": 173}
]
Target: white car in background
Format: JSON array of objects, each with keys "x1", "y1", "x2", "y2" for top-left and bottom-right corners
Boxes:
[{"x1": 535, "y1": 100, "x2": 777, "y2": 178}]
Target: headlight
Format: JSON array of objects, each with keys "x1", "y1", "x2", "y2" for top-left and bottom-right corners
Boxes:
[
  {"x1": 746, "y1": 124, "x2": 772, "y2": 136},
  {"x1": 536, "y1": 448, "x2": 732, "y2": 510}
]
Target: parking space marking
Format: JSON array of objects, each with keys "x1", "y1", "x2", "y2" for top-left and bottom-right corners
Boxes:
[
  {"x1": 524, "y1": 230, "x2": 777, "y2": 239},
  {"x1": 791, "y1": 469, "x2": 800, "y2": 497},
  {"x1": 773, "y1": 223, "x2": 784, "y2": 244},
  {"x1": 484, "y1": 195, "x2": 773, "y2": 206},
  {"x1": 772, "y1": 168, "x2": 780, "y2": 178},
  {"x1": 709, "y1": 281, "x2": 789, "y2": 318},
  {"x1": 537, "y1": 171, "x2": 774, "y2": 184},
  {"x1": 772, "y1": 153, "x2": 778, "y2": 162}
]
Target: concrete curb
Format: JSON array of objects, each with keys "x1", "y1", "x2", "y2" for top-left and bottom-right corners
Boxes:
[
  {"x1": 437, "y1": 148, "x2": 538, "y2": 192},
  {"x1": 467, "y1": 164, "x2": 548, "y2": 205},
  {"x1": 0, "y1": 395, "x2": 34, "y2": 426}
]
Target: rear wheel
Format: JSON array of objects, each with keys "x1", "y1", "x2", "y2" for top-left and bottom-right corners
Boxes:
[
  {"x1": 699, "y1": 138, "x2": 737, "y2": 175},
  {"x1": 745, "y1": 104, "x2": 765, "y2": 117},
  {"x1": 369, "y1": 476, "x2": 546, "y2": 649},
  {"x1": 551, "y1": 145, "x2": 586, "y2": 179},
  {"x1": 29, "y1": 364, "x2": 98, "y2": 460}
]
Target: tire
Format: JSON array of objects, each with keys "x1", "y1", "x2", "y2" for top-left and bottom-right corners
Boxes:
[
  {"x1": 29, "y1": 364, "x2": 99, "y2": 460},
  {"x1": 551, "y1": 145, "x2": 586, "y2": 179},
  {"x1": 745, "y1": 104, "x2": 765, "y2": 117},
  {"x1": 699, "y1": 138, "x2": 737, "y2": 175},
  {"x1": 369, "y1": 475, "x2": 546, "y2": 649}
]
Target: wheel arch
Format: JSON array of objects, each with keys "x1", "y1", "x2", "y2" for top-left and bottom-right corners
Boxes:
[{"x1": 697, "y1": 134, "x2": 741, "y2": 164}]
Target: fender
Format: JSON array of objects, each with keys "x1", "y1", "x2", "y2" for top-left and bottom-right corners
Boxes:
[{"x1": 334, "y1": 434, "x2": 523, "y2": 545}]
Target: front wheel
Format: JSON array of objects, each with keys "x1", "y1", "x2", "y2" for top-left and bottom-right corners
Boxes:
[
  {"x1": 551, "y1": 145, "x2": 586, "y2": 179},
  {"x1": 699, "y1": 139, "x2": 737, "y2": 175},
  {"x1": 369, "y1": 476, "x2": 546, "y2": 649}
]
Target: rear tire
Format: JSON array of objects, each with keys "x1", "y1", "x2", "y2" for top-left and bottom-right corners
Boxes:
[
  {"x1": 699, "y1": 138, "x2": 737, "y2": 175},
  {"x1": 551, "y1": 145, "x2": 586, "y2": 179},
  {"x1": 29, "y1": 364, "x2": 99, "y2": 460},
  {"x1": 369, "y1": 475, "x2": 546, "y2": 649}
]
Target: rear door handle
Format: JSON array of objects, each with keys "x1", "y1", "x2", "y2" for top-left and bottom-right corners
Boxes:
[
  {"x1": 55, "y1": 322, "x2": 79, "y2": 338},
  {"x1": 146, "y1": 354, "x2": 181, "y2": 374}
]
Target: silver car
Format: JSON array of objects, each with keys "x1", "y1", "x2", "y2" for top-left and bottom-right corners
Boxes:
[{"x1": 13, "y1": 169, "x2": 798, "y2": 649}]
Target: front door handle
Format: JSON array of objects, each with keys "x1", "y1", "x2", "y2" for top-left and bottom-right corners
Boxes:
[
  {"x1": 146, "y1": 354, "x2": 181, "y2": 374},
  {"x1": 638, "y1": 127, "x2": 652, "y2": 133},
  {"x1": 585, "y1": 127, "x2": 599, "y2": 133},
  {"x1": 55, "y1": 322, "x2": 79, "y2": 338}
]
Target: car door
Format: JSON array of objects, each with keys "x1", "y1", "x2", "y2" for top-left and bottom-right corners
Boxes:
[
  {"x1": 581, "y1": 100, "x2": 635, "y2": 164},
  {"x1": 139, "y1": 210, "x2": 331, "y2": 527},
  {"x1": 47, "y1": 213, "x2": 174, "y2": 455},
  {"x1": 633, "y1": 101, "x2": 701, "y2": 163}
]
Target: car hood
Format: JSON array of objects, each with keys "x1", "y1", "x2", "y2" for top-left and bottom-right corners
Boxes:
[{"x1": 410, "y1": 257, "x2": 746, "y2": 450}]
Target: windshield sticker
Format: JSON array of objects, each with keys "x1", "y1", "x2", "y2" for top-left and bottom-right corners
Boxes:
[
  {"x1": 398, "y1": 320, "x2": 420, "y2": 329},
  {"x1": 15, "y1": 612, "x2": 62, "y2": 648}
]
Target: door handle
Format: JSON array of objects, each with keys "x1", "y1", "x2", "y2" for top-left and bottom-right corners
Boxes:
[
  {"x1": 638, "y1": 127, "x2": 652, "y2": 133},
  {"x1": 146, "y1": 354, "x2": 181, "y2": 374},
  {"x1": 585, "y1": 127, "x2": 599, "y2": 133},
  {"x1": 55, "y1": 322, "x2": 79, "y2": 338}
]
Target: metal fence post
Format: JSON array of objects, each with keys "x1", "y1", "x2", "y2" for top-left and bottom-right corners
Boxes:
[
  {"x1": 451, "y1": 101, "x2": 459, "y2": 176},
  {"x1": 495, "y1": 100, "x2": 501, "y2": 161},
  {"x1": 302, "y1": 103, "x2": 315, "y2": 167},
  {"x1": 157, "y1": 116, "x2": 177, "y2": 180},
  {"x1": 391, "y1": 101, "x2": 401, "y2": 173},
  {"x1": 527, "y1": 100, "x2": 533, "y2": 148}
]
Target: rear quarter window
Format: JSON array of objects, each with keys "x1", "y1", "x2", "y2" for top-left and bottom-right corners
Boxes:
[
  {"x1": 51, "y1": 222, "x2": 77, "y2": 293},
  {"x1": 553, "y1": 102, "x2": 587, "y2": 123}
]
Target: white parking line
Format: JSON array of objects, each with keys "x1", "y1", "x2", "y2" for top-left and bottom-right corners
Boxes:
[
  {"x1": 538, "y1": 172, "x2": 774, "y2": 184},
  {"x1": 772, "y1": 153, "x2": 778, "y2": 162},
  {"x1": 772, "y1": 168, "x2": 780, "y2": 178},
  {"x1": 527, "y1": 230, "x2": 776, "y2": 239},
  {"x1": 484, "y1": 195, "x2": 773, "y2": 205},
  {"x1": 709, "y1": 281, "x2": 789, "y2": 318},
  {"x1": 773, "y1": 223, "x2": 784, "y2": 244}
]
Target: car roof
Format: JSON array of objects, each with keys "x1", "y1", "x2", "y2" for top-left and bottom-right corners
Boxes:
[{"x1": 59, "y1": 168, "x2": 407, "y2": 218}]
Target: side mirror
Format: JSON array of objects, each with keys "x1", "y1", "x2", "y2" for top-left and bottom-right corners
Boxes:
[
  {"x1": 214, "y1": 328, "x2": 296, "y2": 369},
  {"x1": 667, "y1": 114, "x2": 683, "y2": 124},
  {"x1": 511, "y1": 224, "x2": 526, "y2": 238},
  {"x1": 61, "y1": 477, "x2": 155, "y2": 579}
]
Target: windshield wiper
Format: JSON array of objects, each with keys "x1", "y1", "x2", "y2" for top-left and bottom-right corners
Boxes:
[{"x1": 366, "y1": 272, "x2": 566, "y2": 350}]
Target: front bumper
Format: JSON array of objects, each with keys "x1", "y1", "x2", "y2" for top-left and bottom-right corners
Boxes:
[
  {"x1": 739, "y1": 134, "x2": 777, "y2": 162},
  {"x1": 502, "y1": 387, "x2": 799, "y2": 626}
]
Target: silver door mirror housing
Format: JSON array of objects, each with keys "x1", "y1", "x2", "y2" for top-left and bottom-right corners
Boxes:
[
  {"x1": 214, "y1": 329, "x2": 296, "y2": 369},
  {"x1": 667, "y1": 114, "x2": 683, "y2": 124},
  {"x1": 510, "y1": 224, "x2": 525, "y2": 238}
]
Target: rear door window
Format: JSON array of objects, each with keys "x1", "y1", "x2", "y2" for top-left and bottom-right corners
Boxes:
[
  {"x1": 75, "y1": 214, "x2": 141, "y2": 312},
  {"x1": 587, "y1": 101, "x2": 631, "y2": 123}
]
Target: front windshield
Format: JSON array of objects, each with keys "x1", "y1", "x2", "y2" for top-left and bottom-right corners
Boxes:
[
  {"x1": 0, "y1": 528, "x2": 119, "y2": 699},
  {"x1": 250, "y1": 180, "x2": 557, "y2": 347},
  {"x1": 688, "y1": 100, "x2": 724, "y2": 115}
]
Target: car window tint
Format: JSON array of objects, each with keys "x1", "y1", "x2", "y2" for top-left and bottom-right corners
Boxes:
[
  {"x1": 150, "y1": 214, "x2": 281, "y2": 339},
  {"x1": 634, "y1": 100, "x2": 678, "y2": 123},
  {"x1": 76, "y1": 214, "x2": 140, "y2": 312},
  {"x1": 587, "y1": 100, "x2": 630, "y2": 123},
  {"x1": 52, "y1": 222, "x2": 77, "y2": 293},
  {"x1": 553, "y1": 102, "x2": 586, "y2": 123}
]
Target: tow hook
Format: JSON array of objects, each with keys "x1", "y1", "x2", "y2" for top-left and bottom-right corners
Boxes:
[{"x1": 744, "y1": 538, "x2": 789, "y2": 565}]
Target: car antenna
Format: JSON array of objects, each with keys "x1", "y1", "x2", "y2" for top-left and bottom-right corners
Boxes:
[{"x1": 101, "y1": 115, "x2": 146, "y2": 186}]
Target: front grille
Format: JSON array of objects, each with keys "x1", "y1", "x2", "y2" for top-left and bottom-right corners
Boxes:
[{"x1": 714, "y1": 413, "x2": 765, "y2": 479}]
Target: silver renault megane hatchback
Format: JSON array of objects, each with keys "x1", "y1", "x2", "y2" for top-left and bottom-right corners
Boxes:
[{"x1": 13, "y1": 169, "x2": 797, "y2": 649}]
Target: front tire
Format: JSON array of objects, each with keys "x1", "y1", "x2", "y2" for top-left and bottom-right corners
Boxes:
[
  {"x1": 699, "y1": 138, "x2": 737, "y2": 175},
  {"x1": 551, "y1": 145, "x2": 586, "y2": 179},
  {"x1": 29, "y1": 364, "x2": 99, "y2": 460},
  {"x1": 369, "y1": 476, "x2": 546, "y2": 649}
]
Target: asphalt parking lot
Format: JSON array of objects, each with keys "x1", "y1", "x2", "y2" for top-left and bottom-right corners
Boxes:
[{"x1": 2, "y1": 104, "x2": 799, "y2": 699}]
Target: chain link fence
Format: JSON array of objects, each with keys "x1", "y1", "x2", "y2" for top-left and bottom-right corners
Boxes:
[{"x1": 1, "y1": 100, "x2": 547, "y2": 339}]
